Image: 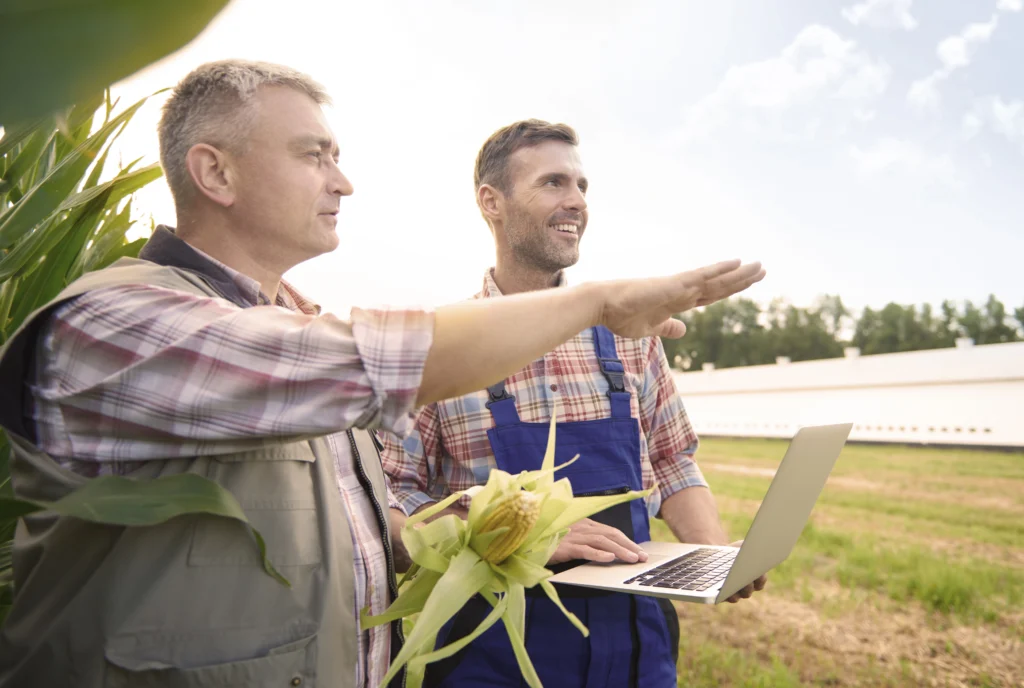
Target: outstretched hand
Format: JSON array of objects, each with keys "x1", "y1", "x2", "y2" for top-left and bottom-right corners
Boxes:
[{"x1": 597, "y1": 260, "x2": 766, "y2": 339}]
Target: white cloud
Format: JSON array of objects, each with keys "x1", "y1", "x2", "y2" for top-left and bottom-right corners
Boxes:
[
  {"x1": 963, "y1": 96, "x2": 1024, "y2": 151},
  {"x1": 679, "y1": 25, "x2": 890, "y2": 142},
  {"x1": 937, "y1": 17, "x2": 998, "y2": 69},
  {"x1": 907, "y1": 15, "x2": 999, "y2": 112},
  {"x1": 842, "y1": 0, "x2": 917, "y2": 30},
  {"x1": 962, "y1": 112, "x2": 985, "y2": 139},
  {"x1": 997, "y1": 0, "x2": 1022, "y2": 12},
  {"x1": 907, "y1": 71, "x2": 946, "y2": 110},
  {"x1": 849, "y1": 138, "x2": 957, "y2": 187}
]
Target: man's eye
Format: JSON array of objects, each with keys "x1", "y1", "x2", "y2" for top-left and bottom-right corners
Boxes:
[
  {"x1": 308, "y1": 151, "x2": 323, "y2": 161},
  {"x1": 545, "y1": 179, "x2": 558, "y2": 186}
]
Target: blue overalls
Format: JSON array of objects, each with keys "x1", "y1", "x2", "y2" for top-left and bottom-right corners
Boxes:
[{"x1": 425, "y1": 326, "x2": 678, "y2": 688}]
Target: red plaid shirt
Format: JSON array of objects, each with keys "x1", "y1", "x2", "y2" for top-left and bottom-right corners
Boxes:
[
  {"x1": 381, "y1": 269, "x2": 706, "y2": 520},
  {"x1": 27, "y1": 245, "x2": 433, "y2": 688}
]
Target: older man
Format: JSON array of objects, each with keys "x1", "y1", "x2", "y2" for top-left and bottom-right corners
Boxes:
[
  {"x1": 382, "y1": 120, "x2": 768, "y2": 688},
  {"x1": 0, "y1": 65, "x2": 763, "y2": 688}
]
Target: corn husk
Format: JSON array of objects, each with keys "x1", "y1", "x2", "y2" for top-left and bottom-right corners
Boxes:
[{"x1": 361, "y1": 409, "x2": 652, "y2": 688}]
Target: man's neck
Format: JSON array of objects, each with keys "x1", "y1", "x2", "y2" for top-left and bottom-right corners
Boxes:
[
  {"x1": 492, "y1": 259, "x2": 561, "y2": 296},
  {"x1": 177, "y1": 214, "x2": 283, "y2": 303}
]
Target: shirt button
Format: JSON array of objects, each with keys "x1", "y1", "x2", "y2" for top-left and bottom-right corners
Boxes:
[
  {"x1": 291, "y1": 678, "x2": 302, "y2": 687},
  {"x1": 550, "y1": 384, "x2": 558, "y2": 392}
]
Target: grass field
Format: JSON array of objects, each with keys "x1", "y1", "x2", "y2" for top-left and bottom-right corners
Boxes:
[{"x1": 651, "y1": 438, "x2": 1024, "y2": 687}]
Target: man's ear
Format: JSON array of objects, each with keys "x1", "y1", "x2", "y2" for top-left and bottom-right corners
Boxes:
[
  {"x1": 476, "y1": 184, "x2": 505, "y2": 226},
  {"x1": 185, "y1": 143, "x2": 236, "y2": 208}
]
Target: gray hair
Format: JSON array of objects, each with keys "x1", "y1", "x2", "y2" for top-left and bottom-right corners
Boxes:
[{"x1": 158, "y1": 59, "x2": 331, "y2": 206}]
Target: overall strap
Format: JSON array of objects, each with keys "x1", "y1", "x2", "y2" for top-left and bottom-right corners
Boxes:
[
  {"x1": 486, "y1": 380, "x2": 521, "y2": 425},
  {"x1": 593, "y1": 326, "x2": 631, "y2": 418}
]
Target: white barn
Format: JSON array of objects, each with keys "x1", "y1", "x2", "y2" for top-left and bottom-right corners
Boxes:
[{"x1": 671, "y1": 340, "x2": 1024, "y2": 448}]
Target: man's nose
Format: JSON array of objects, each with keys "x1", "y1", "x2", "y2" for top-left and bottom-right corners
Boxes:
[
  {"x1": 328, "y1": 161, "x2": 354, "y2": 196},
  {"x1": 564, "y1": 184, "x2": 586, "y2": 212}
]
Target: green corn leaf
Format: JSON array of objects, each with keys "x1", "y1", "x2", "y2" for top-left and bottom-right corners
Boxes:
[
  {"x1": 0, "y1": 1, "x2": 229, "y2": 123},
  {"x1": 539, "y1": 579, "x2": 588, "y2": 637},
  {"x1": 402, "y1": 523, "x2": 457, "y2": 574},
  {"x1": 404, "y1": 490, "x2": 464, "y2": 529},
  {"x1": 405, "y1": 590, "x2": 510, "y2": 688},
  {"x1": 495, "y1": 586, "x2": 543, "y2": 688},
  {"x1": 1, "y1": 129, "x2": 53, "y2": 192},
  {"x1": 89, "y1": 236, "x2": 146, "y2": 274},
  {"x1": 5, "y1": 194, "x2": 109, "y2": 329},
  {"x1": 72, "y1": 201, "x2": 132, "y2": 278},
  {"x1": 0, "y1": 97, "x2": 148, "y2": 251},
  {"x1": 0, "y1": 115, "x2": 52, "y2": 159},
  {"x1": 543, "y1": 487, "x2": 652, "y2": 536},
  {"x1": 0, "y1": 164, "x2": 160, "y2": 283},
  {"x1": 378, "y1": 547, "x2": 493, "y2": 688},
  {"x1": 361, "y1": 568, "x2": 443, "y2": 631},
  {"x1": 0, "y1": 276, "x2": 17, "y2": 342},
  {"x1": 498, "y1": 554, "x2": 552, "y2": 590},
  {"x1": 503, "y1": 583, "x2": 527, "y2": 645},
  {"x1": 0, "y1": 473, "x2": 289, "y2": 587},
  {"x1": 55, "y1": 162, "x2": 161, "y2": 217}
]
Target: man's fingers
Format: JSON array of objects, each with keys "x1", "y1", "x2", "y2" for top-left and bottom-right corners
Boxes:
[
  {"x1": 726, "y1": 584, "x2": 754, "y2": 603},
  {"x1": 577, "y1": 522, "x2": 648, "y2": 561},
  {"x1": 702, "y1": 263, "x2": 764, "y2": 298},
  {"x1": 580, "y1": 534, "x2": 644, "y2": 563},
  {"x1": 691, "y1": 259, "x2": 742, "y2": 282},
  {"x1": 652, "y1": 318, "x2": 687, "y2": 339},
  {"x1": 569, "y1": 544, "x2": 617, "y2": 563},
  {"x1": 753, "y1": 575, "x2": 768, "y2": 591}
]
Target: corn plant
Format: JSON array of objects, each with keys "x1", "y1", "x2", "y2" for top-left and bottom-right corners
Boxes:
[
  {"x1": 362, "y1": 412, "x2": 652, "y2": 688},
  {"x1": 0, "y1": 93, "x2": 295, "y2": 628},
  {"x1": 0, "y1": 91, "x2": 162, "y2": 621}
]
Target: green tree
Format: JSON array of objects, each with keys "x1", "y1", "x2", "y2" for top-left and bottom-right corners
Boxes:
[{"x1": 980, "y1": 294, "x2": 1018, "y2": 344}]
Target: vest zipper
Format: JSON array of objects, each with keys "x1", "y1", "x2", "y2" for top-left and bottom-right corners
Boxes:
[{"x1": 347, "y1": 429, "x2": 407, "y2": 688}]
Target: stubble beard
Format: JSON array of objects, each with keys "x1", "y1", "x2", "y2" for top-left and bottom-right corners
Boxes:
[{"x1": 504, "y1": 199, "x2": 580, "y2": 273}]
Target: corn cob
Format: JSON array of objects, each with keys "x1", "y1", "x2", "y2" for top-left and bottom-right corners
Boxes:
[
  {"x1": 361, "y1": 406, "x2": 653, "y2": 688},
  {"x1": 477, "y1": 490, "x2": 540, "y2": 563}
]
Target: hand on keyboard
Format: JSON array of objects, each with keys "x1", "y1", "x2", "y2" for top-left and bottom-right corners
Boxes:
[{"x1": 548, "y1": 518, "x2": 649, "y2": 565}]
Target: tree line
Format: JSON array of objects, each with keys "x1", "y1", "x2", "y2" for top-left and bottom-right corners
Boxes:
[{"x1": 661, "y1": 294, "x2": 1024, "y2": 371}]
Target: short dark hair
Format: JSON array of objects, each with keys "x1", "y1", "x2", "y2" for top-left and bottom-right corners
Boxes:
[{"x1": 474, "y1": 119, "x2": 578, "y2": 195}]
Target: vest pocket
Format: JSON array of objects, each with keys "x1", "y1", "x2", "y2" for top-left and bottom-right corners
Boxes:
[
  {"x1": 188, "y1": 442, "x2": 322, "y2": 568},
  {"x1": 104, "y1": 633, "x2": 317, "y2": 687}
]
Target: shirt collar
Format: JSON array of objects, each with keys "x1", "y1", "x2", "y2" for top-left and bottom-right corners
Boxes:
[
  {"x1": 138, "y1": 226, "x2": 320, "y2": 315},
  {"x1": 478, "y1": 267, "x2": 568, "y2": 299}
]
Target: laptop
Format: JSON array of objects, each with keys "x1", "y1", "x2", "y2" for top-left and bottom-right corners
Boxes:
[{"x1": 548, "y1": 423, "x2": 853, "y2": 604}]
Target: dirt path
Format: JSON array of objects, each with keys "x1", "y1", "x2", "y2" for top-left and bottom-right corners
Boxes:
[{"x1": 675, "y1": 582, "x2": 1024, "y2": 686}]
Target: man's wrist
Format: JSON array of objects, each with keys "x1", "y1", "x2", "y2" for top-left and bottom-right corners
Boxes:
[{"x1": 571, "y1": 281, "x2": 607, "y2": 330}]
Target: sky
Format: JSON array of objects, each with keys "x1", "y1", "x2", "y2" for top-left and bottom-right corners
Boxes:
[{"x1": 110, "y1": 0, "x2": 1024, "y2": 318}]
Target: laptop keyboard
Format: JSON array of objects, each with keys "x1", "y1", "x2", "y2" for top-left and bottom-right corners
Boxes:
[{"x1": 622, "y1": 547, "x2": 737, "y2": 591}]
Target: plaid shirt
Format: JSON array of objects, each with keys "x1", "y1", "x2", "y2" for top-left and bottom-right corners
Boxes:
[
  {"x1": 381, "y1": 269, "x2": 706, "y2": 521},
  {"x1": 27, "y1": 241, "x2": 433, "y2": 688}
]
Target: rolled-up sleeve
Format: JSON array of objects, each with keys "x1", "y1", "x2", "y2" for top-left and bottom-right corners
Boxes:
[
  {"x1": 350, "y1": 307, "x2": 433, "y2": 437},
  {"x1": 639, "y1": 337, "x2": 708, "y2": 508},
  {"x1": 30, "y1": 284, "x2": 434, "y2": 464}
]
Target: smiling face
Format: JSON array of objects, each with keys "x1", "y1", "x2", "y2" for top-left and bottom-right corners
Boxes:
[{"x1": 499, "y1": 140, "x2": 589, "y2": 273}]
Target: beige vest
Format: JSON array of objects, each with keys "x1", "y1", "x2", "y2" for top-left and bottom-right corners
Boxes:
[{"x1": 0, "y1": 259, "x2": 400, "y2": 688}]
